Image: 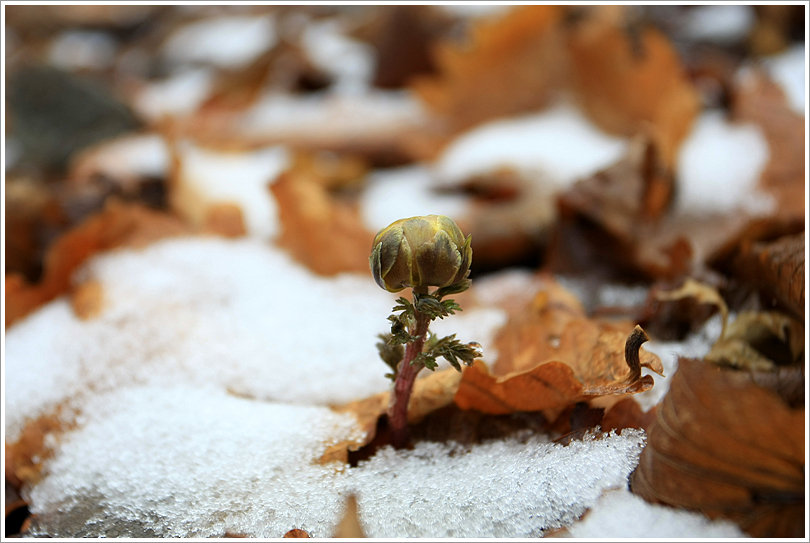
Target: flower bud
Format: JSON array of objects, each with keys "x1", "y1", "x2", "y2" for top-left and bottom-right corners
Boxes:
[{"x1": 369, "y1": 215, "x2": 472, "y2": 293}]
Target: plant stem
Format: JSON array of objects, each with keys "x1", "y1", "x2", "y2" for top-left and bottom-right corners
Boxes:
[{"x1": 388, "y1": 288, "x2": 431, "y2": 449}]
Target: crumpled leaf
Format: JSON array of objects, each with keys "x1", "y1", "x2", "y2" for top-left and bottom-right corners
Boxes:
[
  {"x1": 322, "y1": 368, "x2": 462, "y2": 463},
  {"x1": 549, "y1": 136, "x2": 691, "y2": 282},
  {"x1": 5, "y1": 199, "x2": 189, "y2": 328},
  {"x1": 453, "y1": 283, "x2": 663, "y2": 415},
  {"x1": 653, "y1": 279, "x2": 804, "y2": 373},
  {"x1": 632, "y1": 358, "x2": 805, "y2": 537},
  {"x1": 270, "y1": 152, "x2": 373, "y2": 276},
  {"x1": 706, "y1": 311, "x2": 804, "y2": 372}
]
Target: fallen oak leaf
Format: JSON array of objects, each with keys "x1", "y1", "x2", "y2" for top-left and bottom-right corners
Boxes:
[{"x1": 454, "y1": 324, "x2": 663, "y2": 415}]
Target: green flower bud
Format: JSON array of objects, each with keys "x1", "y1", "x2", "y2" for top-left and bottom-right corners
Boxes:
[{"x1": 369, "y1": 215, "x2": 472, "y2": 293}]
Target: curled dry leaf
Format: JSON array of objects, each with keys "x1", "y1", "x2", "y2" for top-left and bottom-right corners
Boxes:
[
  {"x1": 632, "y1": 358, "x2": 805, "y2": 537},
  {"x1": 5, "y1": 199, "x2": 189, "y2": 328},
  {"x1": 706, "y1": 311, "x2": 804, "y2": 372},
  {"x1": 453, "y1": 284, "x2": 664, "y2": 415}
]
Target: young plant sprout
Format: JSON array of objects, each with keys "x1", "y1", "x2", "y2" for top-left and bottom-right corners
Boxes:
[{"x1": 370, "y1": 215, "x2": 482, "y2": 448}]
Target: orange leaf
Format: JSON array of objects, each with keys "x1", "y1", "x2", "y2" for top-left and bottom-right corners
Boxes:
[
  {"x1": 5, "y1": 199, "x2": 189, "y2": 328},
  {"x1": 270, "y1": 153, "x2": 374, "y2": 276}
]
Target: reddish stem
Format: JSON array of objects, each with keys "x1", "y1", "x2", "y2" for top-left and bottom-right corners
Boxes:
[{"x1": 388, "y1": 294, "x2": 431, "y2": 449}]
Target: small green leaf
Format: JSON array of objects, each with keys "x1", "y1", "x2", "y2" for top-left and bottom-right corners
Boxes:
[
  {"x1": 435, "y1": 279, "x2": 472, "y2": 299},
  {"x1": 376, "y1": 333, "x2": 404, "y2": 381}
]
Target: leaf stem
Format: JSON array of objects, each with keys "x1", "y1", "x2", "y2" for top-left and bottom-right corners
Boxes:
[{"x1": 388, "y1": 288, "x2": 431, "y2": 449}]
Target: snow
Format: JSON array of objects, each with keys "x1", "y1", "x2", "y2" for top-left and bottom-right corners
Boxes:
[
  {"x1": 434, "y1": 103, "x2": 629, "y2": 186},
  {"x1": 4, "y1": 237, "x2": 398, "y2": 441},
  {"x1": 26, "y1": 392, "x2": 649, "y2": 538},
  {"x1": 682, "y1": 5, "x2": 755, "y2": 44},
  {"x1": 360, "y1": 165, "x2": 470, "y2": 234},
  {"x1": 71, "y1": 133, "x2": 170, "y2": 185},
  {"x1": 26, "y1": 386, "x2": 361, "y2": 538},
  {"x1": 162, "y1": 14, "x2": 278, "y2": 69},
  {"x1": 236, "y1": 90, "x2": 426, "y2": 141},
  {"x1": 174, "y1": 141, "x2": 289, "y2": 239},
  {"x1": 134, "y1": 67, "x2": 216, "y2": 121},
  {"x1": 763, "y1": 43, "x2": 807, "y2": 115},
  {"x1": 48, "y1": 30, "x2": 118, "y2": 71},
  {"x1": 300, "y1": 19, "x2": 375, "y2": 95},
  {"x1": 676, "y1": 110, "x2": 772, "y2": 216},
  {"x1": 349, "y1": 430, "x2": 646, "y2": 537},
  {"x1": 567, "y1": 487, "x2": 746, "y2": 538}
]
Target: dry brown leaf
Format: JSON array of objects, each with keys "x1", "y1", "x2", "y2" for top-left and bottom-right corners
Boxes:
[
  {"x1": 454, "y1": 320, "x2": 663, "y2": 415},
  {"x1": 730, "y1": 232, "x2": 805, "y2": 321},
  {"x1": 201, "y1": 203, "x2": 248, "y2": 238},
  {"x1": 655, "y1": 278, "x2": 729, "y2": 331},
  {"x1": 5, "y1": 199, "x2": 190, "y2": 328},
  {"x1": 270, "y1": 153, "x2": 374, "y2": 276},
  {"x1": 732, "y1": 68, "x2": 805, "y2": 220},
  {"x1": 412, "y1": 5, "x2": 565, "y2": 136},
  {"x1": 706, "y1": 311, "x2": 804, "y2": 372},
  {"x1": 566, "y1": 9, "x2": 700, "y2": 169},
  {"x1": 70, "y1": 280, "x2": 104, "y2": 320},
  {"x1": 323, "y1": 368, "x2": 462, "y2": 463},
  {"x1": 549, "y1": 137, "x2": 691, "y2": 282},
  {"x1": 282, "y1": 528, "x2": 311, "y2": 538},
  {"x1": 332, "y1": 495, "x2": 365, "y2": 538},
  {"x1": 632, "y1": 358, "x2": 805, "y2": 537}
]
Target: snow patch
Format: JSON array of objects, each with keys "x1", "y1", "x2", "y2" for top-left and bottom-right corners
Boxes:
[
  {"x1": 676, "y1": 110, "x2": 772, "y2": 215},
  {"x1": 48, "y1": 30, "x2": 118, "y2": 71},
  {"x1": 163, "y1": 14, "x2": 277, "y2": 69},
  {"x1": 763, "y1": 43, "x2": 807, "y2": 115},
  {"x1": 682, "y1": 5, "x2": 755, "y2": 43},
  {"x1": 568, "y1": 488, "x2": 747, "y2": 538},
  {"x1": 4, "y1": 237, "x2": 398, "y2": 440},
  {"x1": 360, "y1": 165, "x2": 470, "y2": 234},
  {"x1": 27, "y1": 386, "x2": 360, "y2": 538},
  {"x1": 175, "y1": 142, "x2": 289, "y2": 239},
  {"x1": 134, "y1": 68, "x2": 216, "y2": 121},
  {"x1": 349, "y1": 430, "x2": 646, "y2": 537},
  {"x1": 434, "y1": 103, "x2": 629, "y2": 187}
]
